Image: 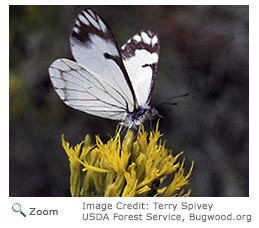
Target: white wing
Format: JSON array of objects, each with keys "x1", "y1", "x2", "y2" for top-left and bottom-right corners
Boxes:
[
  {"x1": 49, "y1": 58, "x2": 128, "y2": 120},
  {"x1": 121, "y1": 29, "x2": 160, "y2": 107},
  {"x1": 70, "y1": 8, "x2": 137, "y2": 112},
  {"x1": 49, "y1": 9, "x2": 160, "y2": 125}
]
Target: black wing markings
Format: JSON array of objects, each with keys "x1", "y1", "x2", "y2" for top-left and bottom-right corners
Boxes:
[
  {"x1": 72, "y1": 9, "x2": 111, "y2": 45},
  {"x1": 121, "y1": 29, "x2": 159, "y2": 58}
]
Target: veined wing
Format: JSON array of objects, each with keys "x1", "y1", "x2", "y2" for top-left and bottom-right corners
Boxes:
[
  {"x1": 49, "y1": 58, "x2": 128, "y2": 120},
  {"x1": 121, "y1": 29, "x2": 160, "y2": 107},
  {"x1": 70, "y1": 8, "x2": 137, "y2": 112}
]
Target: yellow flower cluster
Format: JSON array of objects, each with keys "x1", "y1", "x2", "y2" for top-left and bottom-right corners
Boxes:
[{"x1": 61, "y1": 122, "x2": 194, "y2": 197}]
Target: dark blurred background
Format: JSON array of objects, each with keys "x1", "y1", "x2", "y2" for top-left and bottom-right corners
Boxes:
[{"x1": 10, "y1": 5, "x2": 248, "y2": 197}]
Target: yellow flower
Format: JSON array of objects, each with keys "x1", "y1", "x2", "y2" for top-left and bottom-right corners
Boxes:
[{"x1": 61, "y1": 122, "x2": 194, "y2": 197}]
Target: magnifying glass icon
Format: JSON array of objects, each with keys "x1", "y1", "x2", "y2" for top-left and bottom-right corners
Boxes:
[{"x1": 12, "y1": 203, "x2": 26, "y2": 217}]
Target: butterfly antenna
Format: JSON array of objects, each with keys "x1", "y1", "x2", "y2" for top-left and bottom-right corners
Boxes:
[
  {"x1": 172, "y1": 92, "x2": 189, "y2": 99},
  {"x1": 157, "y1": 92, "x2": 189, "y2": 107},
  {"x1": 158, "y1": 102, "x2": 178, "y2": 106}
]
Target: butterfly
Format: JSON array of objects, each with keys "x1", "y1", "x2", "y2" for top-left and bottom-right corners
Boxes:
[{"x1": 49, "y1": 8, "x2": 160, "y2": 128}]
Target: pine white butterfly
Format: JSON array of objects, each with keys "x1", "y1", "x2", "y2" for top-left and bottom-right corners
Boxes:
[{"x1": 49, "y1": 9, "x2": 160, "y2": 128}]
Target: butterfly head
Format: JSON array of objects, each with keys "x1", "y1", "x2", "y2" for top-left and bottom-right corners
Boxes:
[{"x1": 122, "y1": 106, "x2": 159, "y2": 129}]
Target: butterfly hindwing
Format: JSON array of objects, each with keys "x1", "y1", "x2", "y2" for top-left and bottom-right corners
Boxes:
[
  {"x1": 121, "y1": 29, "x2": 160, "y2": 107},
  {"x1": 49, "y1": 58, "x2": 127, "y2": 120},
  {"x1": 70, "y1": 9, "x2": 136, "y2": 112}
]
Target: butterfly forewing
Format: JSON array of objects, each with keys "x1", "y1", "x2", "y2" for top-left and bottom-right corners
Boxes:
[
  {"x1": 70, "y1": 9, "x2": 136, "y2": 112},
  {"x1": 121, "y1": 29, "x2": 160, "y2": 107}
]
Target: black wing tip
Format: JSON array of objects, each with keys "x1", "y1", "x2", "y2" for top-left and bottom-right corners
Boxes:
[
  {"x1": 140, "y1": 29, "x2": 160, "y2": 47},
  {"x1": 81, "y1": 8, "x2": 96, "y2": 15},
  {"x1": 70, "y1": 8, "x2": 116, "y2": 46},
  {"x1": 140, "y1": 28, "x2": 158, "y2": 37}
]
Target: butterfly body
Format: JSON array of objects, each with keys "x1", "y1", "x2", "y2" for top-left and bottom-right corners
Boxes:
[
  {"x1": 49, "y1": 9, "x2": 160, "y2": 128},
  {"x1": 122, "y1": 106, "x2": 158, "y2": 128}
]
